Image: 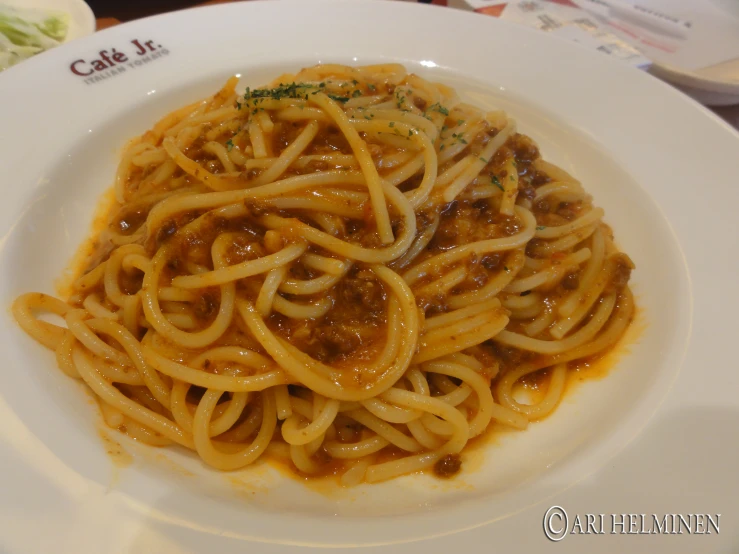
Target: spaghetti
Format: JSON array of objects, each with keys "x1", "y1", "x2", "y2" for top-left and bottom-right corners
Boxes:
[{"x1": 13, "y1": 64, "x2": 635, "y2": 484}]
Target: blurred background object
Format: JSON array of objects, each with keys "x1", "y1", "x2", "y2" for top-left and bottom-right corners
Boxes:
[{"x1": 450, "y1": 0, "x2": 739, "y2": 107}]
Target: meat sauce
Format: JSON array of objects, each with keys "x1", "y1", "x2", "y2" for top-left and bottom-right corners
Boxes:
[{"x1": 84, "y1": 110, "x2": 636, "y2": 484}]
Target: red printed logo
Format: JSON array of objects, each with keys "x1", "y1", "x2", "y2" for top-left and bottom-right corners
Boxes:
[{"x1": 70, "y1": 39, "x2": 170, "y2": 84}]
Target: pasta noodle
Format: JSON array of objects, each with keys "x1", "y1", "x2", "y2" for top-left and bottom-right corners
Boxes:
[{"x1": 12, "y1": 64, "x2": 635, "y2": 483}]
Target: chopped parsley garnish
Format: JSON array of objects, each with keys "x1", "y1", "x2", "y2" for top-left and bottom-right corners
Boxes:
[
  {"x1": 428, "y1": 102, "x2": 449, "y2": 116},
  {"x1": 457, "y1": 119, "x2": 464, "y2": 126},
  {"x1": 225, "y1": 139, "x2": 234, "y2": 151},
  {"x1": 327, "y1": 94, "x2": 350, "y2": 104},
  {"x1": 368, "y1": 83, "x2": 376, "y2": 92},
  {"x1": 396, "y1": 91, "x2": 407, "y2": 109},
  {"x1": 504, "y1": 266, "x2": 510, "y2": 272},
  {"x1": 479, "y1": 157, "x2": 489, "y2": 163},
  {"x1": 244, "y1": 82, "x2": 315, "y2": 102},
  {"x1": 389, "y1": 122, "x2": 395, "y2": 128},
  {"x1": 491, "y1": 175, "x2": 504, "y2": 191},
  {"x1": 236, "y1": 101, "x2": 242, "y2": 110},
  {"x1": 352, "y1": 89, "x2": 362, "y2": 98},
  {"x1": 459, "y1": 138, "x2": 468, "y2": 144},
  {"x1": 440, "y1": 144, "x2": 445, "y2": 151},
  {"x1": 408, "y1": 129, "x2": 413, "y2": 137},
  {"x1": 536, "y1": 225, "x2": 546, "y2": 230},
  {"x1": 509, "y1": 175, "x2": 515, "y2": 181},
  {"x1": 351, "y1": 79, "x2": 358, "y2": 85},
  {"x1": 319, "y1": 82, "x2": 326, "y2": 88},
  {"x1": 441, "y1": 125, "x2": 448, "y2": 133}
]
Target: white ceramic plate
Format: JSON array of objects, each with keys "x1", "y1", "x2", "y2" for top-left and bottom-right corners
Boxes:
[
  {"x1": 3, "y1": 0, "x2": 95, "y2": 42},
  {"x1": 0, "y1": 1, "x2": 738, "y2": 552}
]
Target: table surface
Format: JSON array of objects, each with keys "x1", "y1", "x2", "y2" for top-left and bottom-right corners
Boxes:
[{"x1": 92, "y1": 0, "x2": 738, "y2": 129}]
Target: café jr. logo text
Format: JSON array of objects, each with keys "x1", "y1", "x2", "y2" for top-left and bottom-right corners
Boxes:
[{"x1": 69, "y1": 39, "x2": 170, "y2": 85}]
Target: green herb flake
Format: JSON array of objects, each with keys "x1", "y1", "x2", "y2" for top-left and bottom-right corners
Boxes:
[
  {"x1": 408, "y1": 130, "x2": 413, "y2": 137},
  {"x1": 457, "y1": 119, "x2": 464, "y2": 126},
  {"x1": 319, "y1": 82, "x2": 326, "y2": 88},
  {"x1": 439, "y1": 144, "x2": 445, "y2": 151},
  {"x1": 352, "y1": 89, "x2": 362, "y2": 98},
  {"x1": 479, "y1": 157, "x2": 488, "y2": 163},
  {"x1": 427, "y1": 102, "x2": 449, "y2": 115},
  {"x1": 536, "y1": 226, "x2": 546, "y2": 231},
  {"x1": 367, "y1": 83, "x2": 376, "y2": 92},
  {"x1": 351, "y1": 79, "x2": 358, "y2": 85},
  {"x1": 504, "y1": 266, "x2": 510, "y2": 272},
  {"x1": 226, "y1": 139, "x2": 234, "y2": 151},
  {"x1": 328, "y1": 94, "x2": 350, "y2": 104},
  {"x1": 509, "y1": 175, "x2": 515, "y2": 181},
  {"x1": 389, "y1": 122, "x2": 395, "y2": 128},
  {"x1": 243, "y1": 82, "x2": 319, "y2": 102},
  {"x1": 459, "y1": 138, "x2": 468, "y2": 144},
  {"x1": 236, "y1": 101, "x2": 242, "y2": 110},
  {"x1": 491, "y1": 175, "x2": 504, "y2": 191}
]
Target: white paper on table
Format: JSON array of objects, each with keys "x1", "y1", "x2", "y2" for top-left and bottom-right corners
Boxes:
[{"x1": 460, "y1": 0, "x2": 739, "y2": 74}]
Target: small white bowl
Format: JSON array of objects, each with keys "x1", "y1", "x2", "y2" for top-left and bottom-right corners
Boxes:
[{"x1": 650, "y1": 58, "x2": 739, "y2": 107}]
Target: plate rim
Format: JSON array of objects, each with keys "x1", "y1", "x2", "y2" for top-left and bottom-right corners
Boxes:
[{"x1": 0, "y1": 1, "x2": 737, "y2": 552}]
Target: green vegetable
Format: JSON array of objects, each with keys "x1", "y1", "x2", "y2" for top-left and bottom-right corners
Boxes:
[{"x1": 0, "y1": 4, "x2": 68, "y2": 71}]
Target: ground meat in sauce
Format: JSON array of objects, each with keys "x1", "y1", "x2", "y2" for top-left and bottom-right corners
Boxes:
[
  {"x1": 413, "y1": 96, "x2": 427, "y2": 111},
  {"x1": 607, "y1": 253, "x2": 635, "y2": 292},
  {"x1": 488, "y1": 342, "x2": 534, "y2": 371},
  {"x1": 310, "y1": 325, "x2": 363, "y2": 359},
  {"x1": 434, "y1": 454, "x2": 462, "y2": 478},
  {"x1": 518, "y1": 183, "x2": 537, "y2": 201},
  {"x1": 156, "y1": 220, "x2": 178, "y2": 245},
  {"x1": 481, "y1": 253, "x2": 503, "y2": 270},
  {"x1": 268, "y1": 268, "x2": 388, "y2": 363},
  {"x1": 429, "y1": 199, "x2": 520, "y2": 252},
  {"x1": 533, "y1": 198, "x2": 550, "y2": 214},
  {"x1": 193, "y1": 291, "x2": 219, "y2": 319},
  {"x1": 116, "y1": 207, "x2": 147, "y2": 235},
  {"x1": 531, "y1": 170, "x2": 552, "y2": 187},
  {"x1": 561, "y1": 272, "x2": 580, "y2": 290},
  {"x1": 274, "y1": 122, "x2": 303, "y2": 150},
  {"x1": 556, "y1": 202, "x2": 580, "y2": 221},
  {"x1": 310, "y1": 125, "x2": 350, "y2": 154},
  {"x1": 510, "y1": 133, "x2": 540, "y2": 163},
  {"x1": 119, "y1": 270, "x2": 143, "y2": 295}
]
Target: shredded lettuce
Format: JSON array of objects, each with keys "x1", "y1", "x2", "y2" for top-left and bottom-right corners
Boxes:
[{"x1": 0, "y1": 4, "x2": 69, "y2": 71}]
